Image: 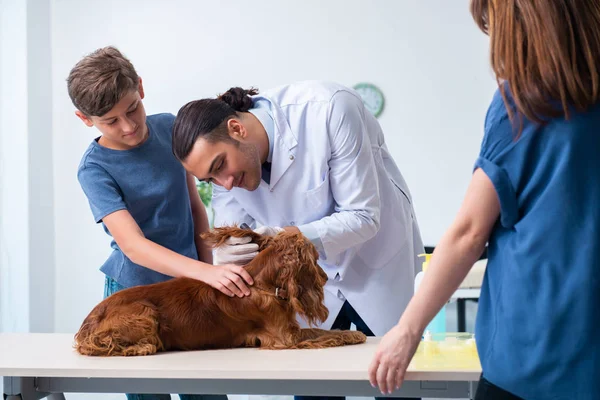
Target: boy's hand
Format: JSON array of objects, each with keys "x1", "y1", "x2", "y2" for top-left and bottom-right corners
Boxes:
[{"x1": 199, "y1": 264, "x2": 254, "y2": 298}]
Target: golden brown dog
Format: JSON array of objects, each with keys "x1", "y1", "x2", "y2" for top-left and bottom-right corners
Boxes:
[{"x1": 74, "y1": 227, "x2": 366, "y2": 356}]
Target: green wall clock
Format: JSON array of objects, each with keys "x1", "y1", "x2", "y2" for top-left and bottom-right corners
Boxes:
[{"x1": 353, "y1": 82, "x2": 385, "y2": 118}]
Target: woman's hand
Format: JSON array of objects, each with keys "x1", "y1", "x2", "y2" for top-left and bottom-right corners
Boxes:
[
  {"x1": 368, "y1": 324, "x2": 422, "y2": 394},
  {"x1": 196, "y1": 264, "x2": 254, "y2": 297}
]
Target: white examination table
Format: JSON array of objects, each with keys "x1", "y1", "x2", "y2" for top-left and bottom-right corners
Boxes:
[{"x1": 1, "y1": 334, "x2": 480, "y2": 400}]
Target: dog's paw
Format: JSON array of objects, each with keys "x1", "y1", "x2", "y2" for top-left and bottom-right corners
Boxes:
[{"x1": 341, "y1": 331, "x2": 367, "y2": 345}]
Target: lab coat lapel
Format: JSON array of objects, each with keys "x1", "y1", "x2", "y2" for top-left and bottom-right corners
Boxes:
[{"x1": 268, "y1": 103, "x2": 297, "y2": 190}]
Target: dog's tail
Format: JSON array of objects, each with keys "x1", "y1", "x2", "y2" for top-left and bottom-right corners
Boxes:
[
  {"x1": 74, "y1": 301, "x2": 163, "y2": 356},
  {"x1": 74, "y1": 303, "x2": 113, "y2": 356}
]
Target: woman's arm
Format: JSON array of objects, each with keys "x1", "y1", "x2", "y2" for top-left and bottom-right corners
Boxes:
[{"x1": 369, "y1": 168, "x2": 501, "y2": 394}]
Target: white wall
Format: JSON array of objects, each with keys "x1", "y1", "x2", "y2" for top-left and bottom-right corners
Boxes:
[
  {"x1": 0, "y1": 0, "x2": 5, "y2": 335},
  {"x1": 1, "y1": 0, "x2": 30, "y2": 334},
  {"x1": 28, "y1": 0, "x2": 56, "y2": 334},
  {"x1": 0, "y1": 0, "x2": 55, "y2": 334},
  {"x1": 52, "y1": 0, "x2": 496, "y2": 336}
]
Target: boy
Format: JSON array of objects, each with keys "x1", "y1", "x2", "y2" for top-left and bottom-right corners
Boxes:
[{"x1": 69, "y1": 46, "x2": 252, "y2": 400}]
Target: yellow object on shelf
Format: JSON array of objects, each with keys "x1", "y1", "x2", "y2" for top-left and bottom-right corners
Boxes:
[
  {"x1": 418, "y1": 253, "x2": 433, "y2": 272},
  {"x1": 410, "y1": 332, "x2": 480, "y2": 371}
]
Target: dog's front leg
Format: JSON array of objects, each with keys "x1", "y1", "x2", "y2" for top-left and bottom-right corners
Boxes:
[
  {"x1": 254, "y1": 330, "x2": 299, "y2": 350},
  {"x1": 293, "y1": 328, "x2": 367, "y2": 349}
]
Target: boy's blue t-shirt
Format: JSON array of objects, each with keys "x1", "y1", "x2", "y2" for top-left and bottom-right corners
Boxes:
[
  {"x1": 77, "y1": 113, "x2": 198, "y2": 288},
  {"x1": 474, "y1": 89, "x2": 600, "y2": 400}
]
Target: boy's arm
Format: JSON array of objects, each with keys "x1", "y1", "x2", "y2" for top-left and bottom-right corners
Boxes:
[
  {"x1": 186, "y1": 172, "x2": 212, "y2": 264},
  {"x1": 103, "y1": 209, "x2": 206, "y2": 277},
  {"x1": 102, "y1": 209, "x2": 253, "y2": 297},
  {"x1": 77, "y1": 164, "x2": 251, "y2": 297}
]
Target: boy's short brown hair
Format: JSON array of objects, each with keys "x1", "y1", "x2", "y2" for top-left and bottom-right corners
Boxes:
[{"x1": 67, "y1": 46, "x2": 139, "y2": 117}]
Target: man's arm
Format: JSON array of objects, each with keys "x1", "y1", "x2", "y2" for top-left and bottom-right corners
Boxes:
[
  {"x1": 186, "y1": 173, "x2": 212, "y2": 264},
  {"x1": 297, "y1": 90, "x2": 381, "y2": 266},
  {"x1": 211, "y1": 183, "x2": 255, "y2": 228}
]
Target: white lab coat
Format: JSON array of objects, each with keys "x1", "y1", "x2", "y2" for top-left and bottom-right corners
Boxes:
[{"x1": 212, "y1": 81, "x2": 424, "y2": 336}]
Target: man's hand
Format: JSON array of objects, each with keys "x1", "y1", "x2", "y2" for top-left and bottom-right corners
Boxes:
[
  {"x1": 212, "y1": 226, "x2": 283, "y2": 267},
  {"x1": 213, "y1": 236, "x2": 259, "y2": 265},
  {"x1": 254, "y1": 226, "x2": 284, "y2": 236}
]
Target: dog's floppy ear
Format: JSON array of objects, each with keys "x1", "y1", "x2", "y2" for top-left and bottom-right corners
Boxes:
[
  {"x1": 200, "y1": 225, "x2": 267, "y2": 248},
  {"x1": 274, "y1": 232, "x2": 328, "y2": 327}
]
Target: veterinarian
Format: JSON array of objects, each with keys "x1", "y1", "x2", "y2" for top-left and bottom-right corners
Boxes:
[
  {"x1": 368, "y1": 1, "x2": 600, "y2": 399},
  {"x1": 171, "y1": 80, "x2": 424, "y2": 400}
]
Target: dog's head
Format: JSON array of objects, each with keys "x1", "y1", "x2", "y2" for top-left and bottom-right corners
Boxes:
[
  {"x1": 259, "y1": 231, "x2": 329, "y2": 326},
  {"x1": 201, "y1": 226, "x2": 329, "y2": 326}
]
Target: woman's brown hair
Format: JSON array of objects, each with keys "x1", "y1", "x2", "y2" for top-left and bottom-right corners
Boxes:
[{"x1": 470, "y1": 0, "x2": 600, "y2": 131}]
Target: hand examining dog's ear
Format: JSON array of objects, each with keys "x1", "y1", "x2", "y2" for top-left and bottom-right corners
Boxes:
[
  {"x1": 213, "y1": 226, "x2": 283, "y2": 266},
  {"x1": 253, "y1": 226, "x2": 284, "y2": 237},
  {"x1": 213, "y1": 236, "x2": 259, "y2": 265}
]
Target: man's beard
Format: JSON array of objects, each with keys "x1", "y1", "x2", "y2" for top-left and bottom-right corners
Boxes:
[{"x1": 238, "y1": 141, "x2": 261, "y2": 191}]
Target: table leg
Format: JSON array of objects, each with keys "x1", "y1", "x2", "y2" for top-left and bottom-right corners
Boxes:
[
  {"x1": 469, "y1": 380, "x2": 479, "y2": 399},
  {"x1": 2, "y1": 377, "x2": 52, "y2": 400},
  {"x1": 457, "y1": 299, "x2": 466, "y2": 332}
]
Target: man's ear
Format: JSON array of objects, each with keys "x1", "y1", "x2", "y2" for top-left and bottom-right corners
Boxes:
[
  {"x1": 75, "y1": 111, "x2": 94, "y2": 127},
  {"x1": 138, "y1": 77, "x2": 145, "y2": 99},
  {"x1": 227, "y1": 118, "x2": 247, "y2": 141}
]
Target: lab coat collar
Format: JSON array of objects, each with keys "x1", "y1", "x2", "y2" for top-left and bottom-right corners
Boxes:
[{"x1": 264, "y1": 97, "x2": 298, "y2": 190}]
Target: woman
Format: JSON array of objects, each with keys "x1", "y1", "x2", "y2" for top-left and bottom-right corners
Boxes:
[{"x1": 369, "y1": 1, "x2": 600, "y2": 399}]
